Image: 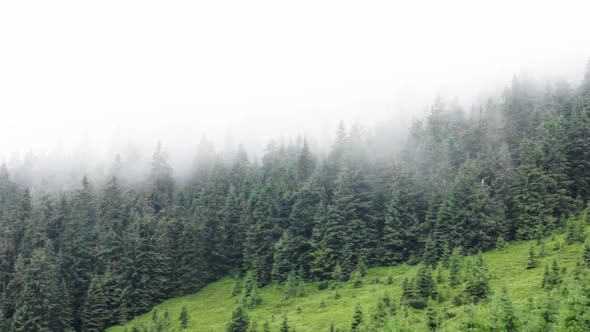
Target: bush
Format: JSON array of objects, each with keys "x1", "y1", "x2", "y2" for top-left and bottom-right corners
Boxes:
[
  {"x1": 386, "y1": 275, "x2": 393, "y2": 285},
  {"x1": 452, "y1": 293, "x2": 466, "y2": 306},
  {"x1": 408, "y1": 297, "x2": 428, "y2": 309},
  {"x1": 351, "y1": 270, "x2": 363, "y2": 288},
  {"x1": 317, "y1": 281, "x2": 329, "y2": 290}
]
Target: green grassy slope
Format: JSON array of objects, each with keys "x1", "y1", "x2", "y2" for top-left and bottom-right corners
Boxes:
[{"x1": 108, "y1": 230, "x2": 584, "y2": 332}]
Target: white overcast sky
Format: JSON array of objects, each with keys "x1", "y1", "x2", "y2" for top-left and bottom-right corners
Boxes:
[{"x1": 1, "y1": 0, "x2": 590, "y2": 163}]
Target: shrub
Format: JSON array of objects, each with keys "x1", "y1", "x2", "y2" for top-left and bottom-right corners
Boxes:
[{"x1": 317, "y1": 281, "x2": 329, "y2": 290}]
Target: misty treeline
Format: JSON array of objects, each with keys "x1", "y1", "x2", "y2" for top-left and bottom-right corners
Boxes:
[{"x1": 1, "y1": 64, "x2": 590, "y2": 331}]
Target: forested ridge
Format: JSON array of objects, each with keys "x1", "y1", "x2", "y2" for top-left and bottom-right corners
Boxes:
[{"x1": 1, "y1": 64, "x2": 590, "y2": 331}]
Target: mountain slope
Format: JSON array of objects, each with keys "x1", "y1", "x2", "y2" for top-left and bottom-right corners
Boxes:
[{"x1": 108, "y1": 226, "x2": 586, "y2": 332}]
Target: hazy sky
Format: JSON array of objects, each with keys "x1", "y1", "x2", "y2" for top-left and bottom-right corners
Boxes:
[{"x1": 1, "y1": 0, "x2": 590, "y2": 163}]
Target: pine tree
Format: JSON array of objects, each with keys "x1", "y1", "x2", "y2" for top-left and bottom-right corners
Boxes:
[
  {"x1": 583, "y1": 240, "x2": 590, "y2": 267},
  {"x1": 226, "y1": 305, "x2": 250, "y2": 332},
  {"x1": 416, "y1": 265, "x2": 437, "y2": 299},
  {"x1": 11, "y1": 249, "x2": 71, "y2": 331},
  {"x1": 464, "y1": 254, "x2": 490, "y2": 303},
  {"x1": 149, "y1": 142, "x2": 175, "y2": 214},
  {"x1": 381, "y1": 173, "x2": 420, "y2": 264},
  {"x1": 350, "y1": 270, "x2": 363, "y2": 288},
  {"x1": 542, "y1": 258, "x2": 563, "y2": 290},
  {"x1": 284, "y1": 271, "x2": 303, "y2": 299},
  {"x1": 448, "y1": 247, "x2": 462, "y2": 287},
  {"x1": 356, "y1": 256, "x2": 368, "y2": 277},
  {"x1": 526, "y1": 244, "x2": 537, "y2": 269},
  {"x1": 498, "y1": 288, "x2": 518, "y2": 331},
  {"x1": 297, "y1": 138, "x2": 315, "y2": 183},
  {"x1": 331, "y1": 263, "x2": 344, "y2": 282},
  {"x1": 61, "y1": 176, "x2": 97, "y2": 330},
  {"x1": 496, "y1": 235, "x2": 508, "y2": 251},
  {"x1": 247, "y1": 318, "x2": 259, "y2": 332},
  {"x1": 350, "y1": 304, "x2": 363, "y2": 332},
  {"x1": 422, "y1": 236, "x2": 439, "y2": 268},
  {"x1": 81, "y1": 274, "x2": 109, "y2": 331},
  {"x1": 280, "y1": 315, "x2": 290, "y2": 332},
  {"x1": 242, "y1": 184, "x2": 277, "y2": 285},
  {"x1": 426, "y1": 304, "x2": 439, "y2": 331},
  {"x1": 179, "y1": 305, "x2": 189, "y2": 329}
]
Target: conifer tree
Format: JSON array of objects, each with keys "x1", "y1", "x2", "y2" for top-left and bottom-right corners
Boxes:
[
  {"x1": 526, "y1": 244, "x2": 537, "y2": 269},
  {"x1": 416, "y1": 265, "x2": 437, "y2": 300},
  {"x1": 226, "y1": 305, "x2": 250, "y2": 332},
  {"x1": 179, "y1": 305, "x2": 189, "y2": 329},
  {"x1": 350, "y1": 304, "x2": 363, "y2": 332},
  {"x1": 496, "y1": 235, "x2": 508, "y2": 251},
  {"x1": 11, "y1": 249, "x2": 71, "y2": 332},
  {"x1": 447, "y1": 247, "x2": 462, "y2": 288},
  {"x1": 583, "y1": 240, "x2": 590, "y2": 267},
  {"x1": 81, "y1": 274, "x2": 109, "y2": 332},
  {"x1": 464, "y1": 254, "x2": 490, "y2": 303},
  {"x1": 280, "y1": 315, "x2": 290, "y2": 332}
]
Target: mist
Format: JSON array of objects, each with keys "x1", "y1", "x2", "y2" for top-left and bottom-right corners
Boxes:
[{"x1": 1, "y1": 0, "x2": 590, "y2": 190}]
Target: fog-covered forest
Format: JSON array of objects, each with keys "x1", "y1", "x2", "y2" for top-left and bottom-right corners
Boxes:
[
  {"x1": 0, "y1": 63, "x2": 589, "y2": 331},
  {"x1": 4, "y1": 1, "x2": 590, "y2": 331}
]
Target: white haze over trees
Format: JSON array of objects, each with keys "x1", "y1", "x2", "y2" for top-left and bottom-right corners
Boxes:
[{"x1": 1, "y1": 0, "x2": 590, "y2": 193}]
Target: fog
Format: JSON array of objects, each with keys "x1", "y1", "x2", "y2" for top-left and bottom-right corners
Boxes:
[{"x1": 1, "y1": 0, "x2": 590, "y2": 184}]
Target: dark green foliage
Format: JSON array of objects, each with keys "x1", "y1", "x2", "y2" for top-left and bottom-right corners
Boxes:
[
  {"x1": 426, "y1": 304, "x2": 439, "y2": 331},
  {"x1": 416, "y1": 265, "x2": 437, "y2": 300},
  {"x1": 81, "y1": 275, "x2": 109, "y2": 331},
  {"x1": 3, "y1": 65, "x2": 590, "y2": 331},
  {"x1": 350, "y1": 270, "x2": 363, "y2": 288},
  {"x1": 284, "y1": 271, "x2": 305, "y2": 299},
  {"x1": 350, "y1": 304, "x2": 363, "y2": 332},
  {"x1": 280, "y1": 315, "x2": 290, "y2": 332},
  {"x1": 226, "y1": 305, "x2": 250, "y2": 332},
  {"x1": 179, "y1": 305, "x2": 189, "y2": 329},
  {"x1": 526, "y1": 244, "x2": 537, "y2": 269},
  {"x1": 566, "y1": 220, "x2": 586, "y2": 244},
  {"x1": 371, "y1": 294, "x2": 396, "y2": 328},
  {"x1": 496, "y1": 236, "x2": 508, "y2": 251},
  {"x1": 10, "y1": 249, "x2": 72, "y2": 332},
  {"x1": 448, "y1": 247, "x2": 462, "y2": 287},
  {"x1": 356, "y1": 256, "x2": 368, "y2": 277},
  {"x1": 498, "y1": 288, "x2": 518, "y2": 331},
  {"x1": 464, "y1": 254, "x2": 491, "y2": 303},
  {"x1": 583, "y1": 240, "x2": 590, "y2": 267},
  {"x1": 386, "y1": 275, "x2": 393, "y2": 285},
  {"x1": 538, "y1": 243, "x2": 546, "y2": 257},
  {"x1": 542, "y1": 259, "x2": 563, "y2": 289},
  {"x1": 381, "y1": 173, "x2": 420, "y2": 264}
]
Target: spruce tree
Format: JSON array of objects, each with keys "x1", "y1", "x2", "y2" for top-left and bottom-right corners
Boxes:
[
  {"x1": 448, "y1": 247, "x2": 462, "y2": 287},
  {"x1": 81, "y1": 274, "x2": 109, "y2": 331},
  {"x1": 280, "y1": 315, "x2": 290, "y2": 332},
  {"x1": 226, "y1": 305, "x2": 250, "y2": 332},
  {"x1": 350, "y1": 304, "x2": 363, "y2": 332},
  {"x1": 526, "y1": 244, "x2": 537, "y2": 269},
  {"x1": 583, "y1": 240, "x2": 590, "y2": 267},
  {"x1": 416, "y1": 265, "x2": 437, "y2": 299},
  {"x1": 464, "y1": 254, "x2": 490, "y2": 303},
  {"x1": 179, "y1": 305, "x2": 189, "y2": 329},
  {"x1": 11, "y1": 249, "x2": 71, "y2": 332}
]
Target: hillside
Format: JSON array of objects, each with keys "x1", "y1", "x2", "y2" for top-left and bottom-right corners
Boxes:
[{"x1": 108, "y1": 226, "x2": 587, "y2": 332}]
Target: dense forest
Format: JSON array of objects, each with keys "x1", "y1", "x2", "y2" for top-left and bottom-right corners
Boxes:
[{"x1": 1, "y1": 64, "x2": 590, "y2": 332}]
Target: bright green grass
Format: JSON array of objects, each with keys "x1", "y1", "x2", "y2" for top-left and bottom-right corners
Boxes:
[{"x1": 108, "y1": 230, "x2": 584, "y2": 332}]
